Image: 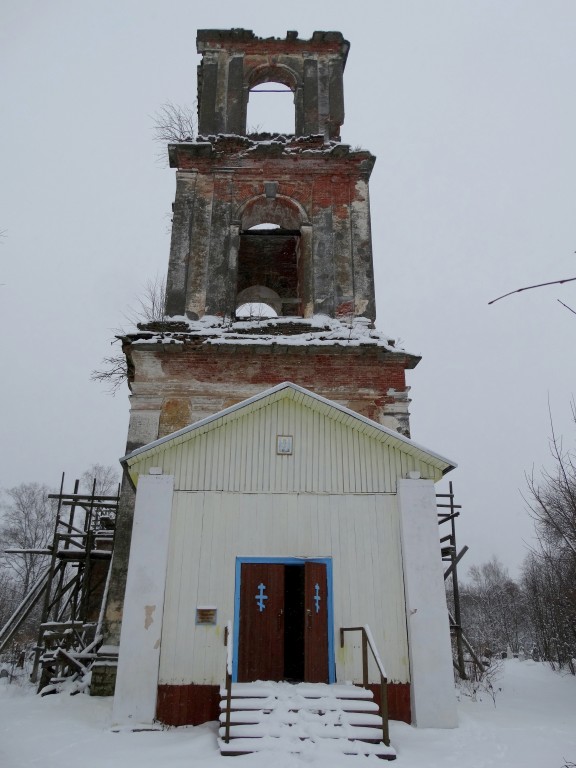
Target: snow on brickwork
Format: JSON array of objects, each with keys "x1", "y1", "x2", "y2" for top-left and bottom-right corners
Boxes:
[{"x1": 125, "y1": 314, "x2": 412, "y2": 354}]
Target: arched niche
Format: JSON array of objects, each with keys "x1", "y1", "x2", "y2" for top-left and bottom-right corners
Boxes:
[{"x1": 232, "y1": 196, "x2": 312, "y2": 318}]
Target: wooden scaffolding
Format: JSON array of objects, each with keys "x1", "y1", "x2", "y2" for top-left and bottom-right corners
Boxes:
[
  {"x1": 437, "y1": 481, "x2": 484, "y2": 678},
  {"x1": 0, "y1": 473, "x2": 119, "y2": 692}
]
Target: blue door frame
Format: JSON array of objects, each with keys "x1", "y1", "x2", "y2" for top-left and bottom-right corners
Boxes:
[{"x1": 233, "y1": 557, "x2": 335, "y2": 683}]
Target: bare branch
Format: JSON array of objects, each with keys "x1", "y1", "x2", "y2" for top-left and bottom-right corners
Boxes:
[
  {"x1": 558, "y1": 299, "x2": 576, "y2": 316},
  {"x1": 123, "y1": 276, "x2": 167, "y2": 326},
  {"x1": 91, "y1": 276, "x2": 166, "y2": 395},
  {"x1": 488, "y1": 276, "x2": 576, "y2": 305},
  {"x1": 90, "y1": 352, "x2": 128, "y2": 395},
  {"x1": 152, "y1": 102, "x2": 195, "y2": 144}
]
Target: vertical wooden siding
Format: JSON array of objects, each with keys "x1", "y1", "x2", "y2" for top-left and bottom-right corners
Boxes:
[
  {"x1": 158, "y1": 491, "x2": 409, "y2": 686},
  {"x1": 132, "y1": 397, "x2": 441, "y2": 493}
]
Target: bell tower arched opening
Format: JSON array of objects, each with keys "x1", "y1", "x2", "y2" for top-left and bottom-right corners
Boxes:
[
  {"x1": 246, "y1": 65, "x2": 298, "y2": 136},
  {"x1": 196, "y1": 30, "x2": 348, "y2": 139},
  {"x1": 236, "y1": 223, "x2": 301, "y2": 318},
  {"x1": 247, "y1": 84, "x2": 295, "y2": 135},
  {"x1": 235, "y1": 196, "x2": 311, "y2": 318}
]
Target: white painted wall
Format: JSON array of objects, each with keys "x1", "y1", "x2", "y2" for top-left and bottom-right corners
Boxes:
[
  {"x1": 112, "y1": 474, "x2": 174, "y2": 726},
  {"x1": 397, "y1": 478, "x2": 458, "y2": 728},
  {"x1": 158, "y1": 491, "x2": 409, "y2": 687},
  {"x1": 118, "y1": 396, "x2": 458, "y2": 728},
  {"x1": 129, "y1": 397, "x2": 443, "y2": 494}
]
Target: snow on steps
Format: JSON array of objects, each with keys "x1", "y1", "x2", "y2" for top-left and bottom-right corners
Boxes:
[{"x1": 218, "y1": 681, "x2": 396, "y2": 759}]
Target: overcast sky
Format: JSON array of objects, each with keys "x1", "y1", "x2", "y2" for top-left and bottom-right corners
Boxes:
[{"x1": 1, "y1": 0, "x2": 575, "y2": 577}]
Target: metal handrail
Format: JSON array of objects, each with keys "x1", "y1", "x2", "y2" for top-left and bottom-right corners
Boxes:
[
  {"x1": 223, "y1": 621, "x2": 233, "y2": 744},
  {"x1": 340, "y1": 625, "x2": 390, "y2": 747}
]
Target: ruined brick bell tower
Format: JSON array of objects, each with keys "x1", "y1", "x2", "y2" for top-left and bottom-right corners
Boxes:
[
  {"x1": 91, "y1": 29, "x2": 420, "y2": 695},
  {"x1": 126, "y1": 29, "x2": 419, "y2": 450}
]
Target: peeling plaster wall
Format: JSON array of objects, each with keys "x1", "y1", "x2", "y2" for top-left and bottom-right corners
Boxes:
[
  {"x1": 196, "y1": 30, "x2": 349, "y2": 139},
  {"x1": 125, "y1": 342, "x2": 413, "y2": 452},
  {"x1": 164, "y1": 139, "x2": 377, "y2": 323}
]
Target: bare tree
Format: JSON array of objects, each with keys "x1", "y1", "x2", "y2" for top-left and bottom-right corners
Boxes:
[
  {"x1": 522, "y1": 548, "x2": 576, "y2": 673},
  {"x1": 0, "y1": 484, "x2": 58, "y2": 599},
  {"x1": 91, "y1": 276, "x2": 166, "y2": 394},
  {"x1": 152, "y1": 102, "x2": 196, "y2": 144},
  {"x1": 521, "y1": 406, "x2": 576, "y2": 673},
  {"x1": 0, "y1": 567, "x2": 19, "y2": 631},
  {"x1": 124, "y1": 276, "x2": 167, "y2": 326},
  {"x1": 525, "y1": 409, "x2": 576, "y2": 558},
  {"x1": 80, "y1": 464, "x2": 120, "y2": 496},
  {"x1": 459, "y1": 557, "x2": 530, "y2": 657},
  {"x1": 152, "y1": 102, "x2": 196, "y2": 167}
]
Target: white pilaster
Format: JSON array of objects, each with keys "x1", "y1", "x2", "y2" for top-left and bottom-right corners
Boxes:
[
  {"x1": 112, "y1": 474, "x2": 174, "y2": 726},
  {"x1": 397, "y1": 478, "x2": 458, "y2": 728}
]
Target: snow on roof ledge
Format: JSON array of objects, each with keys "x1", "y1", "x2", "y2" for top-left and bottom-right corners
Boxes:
[{"x1": 123, "y1": 314, "x2": 420, "y2": 363}]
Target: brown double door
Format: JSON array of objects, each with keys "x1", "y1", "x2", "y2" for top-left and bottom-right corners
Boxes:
[{"x1": 237, "y1": 561, "x2": 329, "y2": 683}]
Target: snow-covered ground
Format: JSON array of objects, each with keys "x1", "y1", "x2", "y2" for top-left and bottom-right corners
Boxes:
[{"x1": 0, "y1": 660, "x2": 574, "y2": 767}]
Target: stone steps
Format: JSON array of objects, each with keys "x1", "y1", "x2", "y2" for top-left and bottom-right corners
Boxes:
[{"x1": 218, "y1": 680, "x2": 396, "y2": 759}]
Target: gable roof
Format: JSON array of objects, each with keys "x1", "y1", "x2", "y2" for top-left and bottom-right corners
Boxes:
[{"x1": 121, "y1": 382, "x2": 457, "y2": 476}]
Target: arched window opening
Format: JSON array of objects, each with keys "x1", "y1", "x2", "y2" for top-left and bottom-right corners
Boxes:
[
  {"x1": 236, "y1": 223, "x2": 302, "y2": 317},
  {"x1": 247, "y1": 82, "x2": 295, "y2": 136}
]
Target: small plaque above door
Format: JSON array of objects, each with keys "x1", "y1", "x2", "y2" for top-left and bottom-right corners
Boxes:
[{"x1": 277, "y1": 435, "x2": 293, "y2": 455}]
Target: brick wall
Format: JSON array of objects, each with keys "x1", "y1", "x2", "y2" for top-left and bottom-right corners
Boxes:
[{"x1": 125, "y1": 341, "x2": 413, "y2": 451}]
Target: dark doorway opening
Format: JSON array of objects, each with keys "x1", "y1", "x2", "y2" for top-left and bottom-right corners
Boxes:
[
  {"x1": 237, "y1": 560, "x2": 329, "y2": 684},
  {"x1": 236, "y1": 228, "x2": 301, "y2": 317},
  {"x1": 284, "y1": 565, "x2": 305, "y2": 681}
]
